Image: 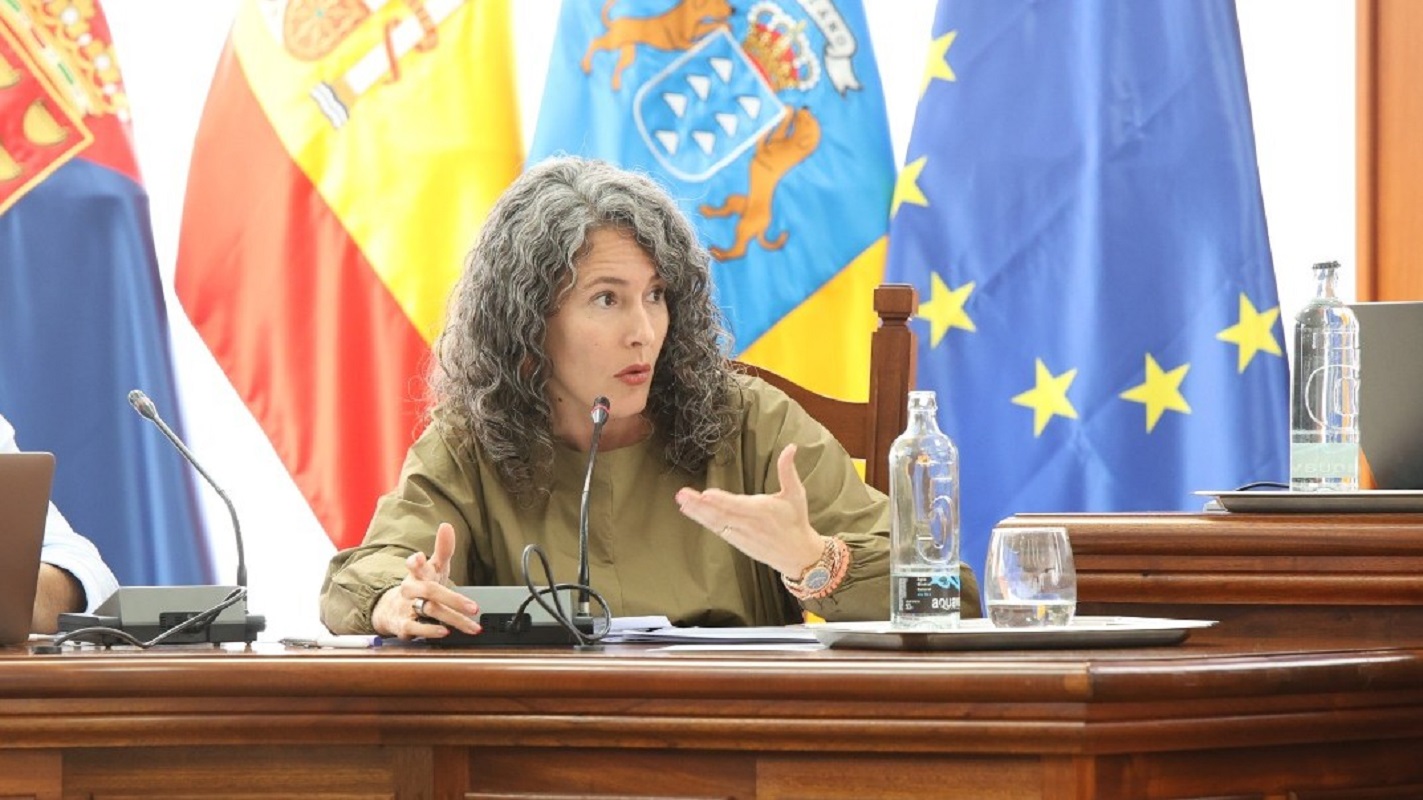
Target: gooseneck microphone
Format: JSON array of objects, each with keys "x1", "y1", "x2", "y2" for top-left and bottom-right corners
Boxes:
[
  {"x1": 422, "y1": 395, "x2": 611, "y2": 648},
  {"x1": 52, "y1": 391, "x2": 264, "y2": 647},
  {"x1": 577, "y1": 396, "x2": 611, "y2": 619},
  {"x1": 129, "y1": 390, "x2": 247, "y2": 588}
]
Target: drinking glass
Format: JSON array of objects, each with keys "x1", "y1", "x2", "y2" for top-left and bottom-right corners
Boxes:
[{"x1": 984, "y1": 526, "x2": 1077, "y2": 627}]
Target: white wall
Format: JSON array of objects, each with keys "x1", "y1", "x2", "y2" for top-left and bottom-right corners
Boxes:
[
  {"x1": 1236, "y1": 1, "x2": 1356, "y2": 330},
  {"x1": 100, "y1": 0, "x2": 1354, "y2": 637}
]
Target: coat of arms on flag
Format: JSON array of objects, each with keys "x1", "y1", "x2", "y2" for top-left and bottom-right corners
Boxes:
[
  {"x1": 177, "y1": 0, "x2": 522, "y2": 550},
  {"x1": 1, "y1": 0, "x2": 211, "y2": 584},
  {"x1": 535, "y1": 0, "x2": 895, "y2": 400}
]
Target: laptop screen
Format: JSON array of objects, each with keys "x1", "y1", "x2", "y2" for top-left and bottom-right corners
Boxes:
[
  {"x1": 0, "y1": 452, "x2": 53, "y2": 644},
  {"x1": 1351, "y1": 301, "x2": 1423, "y2": 490}
]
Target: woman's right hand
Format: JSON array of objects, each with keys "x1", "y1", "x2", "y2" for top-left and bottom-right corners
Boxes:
[{"x1": 370, "y1": 522, "x2": 482, "y2": 639}]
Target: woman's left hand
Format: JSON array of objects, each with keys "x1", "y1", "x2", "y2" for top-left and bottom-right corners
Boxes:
[{"x1": 675, "y1": 443, "x2": 826, "y2": 578}]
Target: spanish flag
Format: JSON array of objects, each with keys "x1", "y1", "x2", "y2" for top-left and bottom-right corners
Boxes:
[{"x1": 176, "y1": 0, "x2": 522, "y2": 549}]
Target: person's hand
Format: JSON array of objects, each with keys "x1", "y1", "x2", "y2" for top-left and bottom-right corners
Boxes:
[
  {"x1": 30, "y1": 563, "x2": 84, "y2": 634},
  {"x1": 674, "y1": 444, "x2": 825, "y2": 578},
  {"x1": 370, "y1": 522, "x2": 482, "y2": 639}
]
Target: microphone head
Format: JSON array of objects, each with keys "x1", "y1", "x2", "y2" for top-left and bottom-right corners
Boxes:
[
  {"x1": 128, "y1": 389, "x2": 158, "y2": 419},
  {"x1": 590, "y1": 396, "x2": 611, "y2": 426}
]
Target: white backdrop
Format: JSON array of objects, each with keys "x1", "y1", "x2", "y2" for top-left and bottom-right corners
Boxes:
[{"x1": 100, "y1": 1, "x2": 1355, "y2": 637}]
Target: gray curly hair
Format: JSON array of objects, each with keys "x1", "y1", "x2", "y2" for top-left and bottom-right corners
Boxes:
[{"x1": 430, "y1": 157, "x2": 738, "y2": 493}]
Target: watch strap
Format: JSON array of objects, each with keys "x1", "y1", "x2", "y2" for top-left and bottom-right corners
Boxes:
[{"x1": 782, "y1": 537, "x2": 851, "y2": 601}]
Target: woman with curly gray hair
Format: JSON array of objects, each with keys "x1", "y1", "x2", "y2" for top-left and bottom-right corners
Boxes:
[{"x1": 320, "y1": 157, "x2": 978, "y2": 640}]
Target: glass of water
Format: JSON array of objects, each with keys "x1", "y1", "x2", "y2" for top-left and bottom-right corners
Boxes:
[{"x1": 984, "y1": 526, "x2": 1077, "y2": 627}]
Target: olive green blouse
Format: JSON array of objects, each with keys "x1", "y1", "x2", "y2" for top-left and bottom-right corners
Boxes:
[{"x1": 320, "y1": 377, "x2": 982, "y2": 633}]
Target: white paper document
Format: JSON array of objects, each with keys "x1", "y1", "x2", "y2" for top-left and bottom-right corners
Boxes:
[{"x1": 599, "y1": 619, "x2": 820, "y2": 645}]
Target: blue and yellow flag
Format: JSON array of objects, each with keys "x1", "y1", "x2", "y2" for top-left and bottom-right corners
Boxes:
[
  {"x1": 531, "y1": 0, "x2": 894, "y2": 399},
  {"x1": 885, "y1": 0, "x2": 1289, "y2": 584}
]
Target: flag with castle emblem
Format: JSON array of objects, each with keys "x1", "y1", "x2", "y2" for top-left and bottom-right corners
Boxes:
[
  {"x1": 531, "y1": 0, "x2": 895, "y2": 401},
  {"x1": 885, "y1": 0, "x2": 1289, "y2": 586},
  {"x1": 0, "y1": 1, "x2": 210, "y2": 584},
  {"x1": 176, "y1": 0, "x2": 522, "y2": 549}
]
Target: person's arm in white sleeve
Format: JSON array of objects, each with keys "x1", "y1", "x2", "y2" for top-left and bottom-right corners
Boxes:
[
  {"x1": 39, "y1": 503, "x2": 120, "y2": 615},
  {"x1": 2, "y1": 411, "x2": 120, "y2": 629}
]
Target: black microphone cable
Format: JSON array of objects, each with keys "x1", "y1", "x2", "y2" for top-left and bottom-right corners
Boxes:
[
  {"x1": 49, "y1": 587, "x2": 248, "y2": 649},
  {"x1": 411, "y1": 552, "x2": 608, "y2": 649},
  {"x1": 417, "y1": 396, "x2": 613, "y2": 649},
  {"x1": 520, "y1": 544, "x2": 610, "y2": 648}
]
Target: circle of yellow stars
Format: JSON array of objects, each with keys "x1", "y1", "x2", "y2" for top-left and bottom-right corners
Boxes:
[
  {"x1": 920, "y1": 30, "x2": 958, "y2": 97},
  {"x1": 1118, "y1": 354, "x2": 1192, "y2": 433},
  {"x1": 913, "y1": 279, "x2": 1281, "y2": 436},
  {"x1": 894, "y1": 31, "x2": 1282, "y2": 438},
  {"x1": 892, "y1": 29, "x2": 956, "y2": 218},
  {"x1": 1012, "y1": 359, "x2": 1079, "y2": 436},
  {"x1": 1215, "y1": 293, "x2": 1282, "y2": 372}
]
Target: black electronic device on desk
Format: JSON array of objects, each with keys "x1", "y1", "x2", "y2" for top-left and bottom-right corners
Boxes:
[
  {"x1": 1351, "y1": 301, "x2": 1423, "y2": 491},
  {"x1": 59, "y1": 586, "x2": 265, "y2": 645},
  {"x1": 0, "y1": 452, "x2": 56, "y2": 646},
  {"x1": 420, "y1": 586, "x2": 595, "y2": 647}
]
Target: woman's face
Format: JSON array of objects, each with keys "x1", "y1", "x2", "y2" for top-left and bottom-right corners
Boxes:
[{"x1": 544, "y1": 227, "x2": 669, "y2": 445}]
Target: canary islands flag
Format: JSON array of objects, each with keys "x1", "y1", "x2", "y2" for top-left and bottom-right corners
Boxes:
[
  {"x1": 531, "y1": 0, "x2": 894, "y2": 400},
  {"x1": 176, "y1": 1, "x2": 522, "y2": 550},
  {"x1": 0, "y1": 1, "x2": 211, "y2": 584},
  {"x1": 885, "y1": 0, "x2": 1289, "y2": 584}
]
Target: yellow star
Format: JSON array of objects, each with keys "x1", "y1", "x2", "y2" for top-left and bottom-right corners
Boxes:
[
  {"x1": 918, "y1": 272, "x2": 975, "y2": 347},
  {"x1": 1215, "y1": 292, "x2": 1282, "y2": 372},
  {"x1": 891, "y1": 156, "x2": 929, "y2": 217},
  {"x1": 1119, "y1": 354, "x2": 1191, "y2": 433},
  {"x1": 1011, "y1": 358, "x2": 1079, "y2": 437},
  {"x1": 920, "y1": 30, "x2": 958, "y2": 97}
]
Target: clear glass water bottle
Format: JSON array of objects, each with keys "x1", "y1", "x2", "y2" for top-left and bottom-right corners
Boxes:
[
  {"x1": 1290, "y1": 260, "x2": 1360, "y2": 491},
  {"x1": 889, "y1": 390, "x2": 961, "y2": 629}
]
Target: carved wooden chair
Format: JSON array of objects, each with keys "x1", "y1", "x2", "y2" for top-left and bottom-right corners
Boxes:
[{"x1": 733, "y1": 284, "x2": 919, "y2": 494}]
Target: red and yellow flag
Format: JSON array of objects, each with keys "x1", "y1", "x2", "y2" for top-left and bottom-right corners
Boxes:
[{"x1": 176, "y1": 0, "x2": 522, "y2": 549}]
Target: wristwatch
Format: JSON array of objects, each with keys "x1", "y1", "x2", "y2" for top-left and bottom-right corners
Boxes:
[{"x1": 782, "y1": 537, "x2": 850, "y2": 600}]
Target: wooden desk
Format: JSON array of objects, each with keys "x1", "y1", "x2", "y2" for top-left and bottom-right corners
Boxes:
[
  {"x1": 996, "y1": 512, "x2": 1423, "y2": 643},
  {"x1": 4, "y1": 637, "x2": 1423, "y2": 799}
]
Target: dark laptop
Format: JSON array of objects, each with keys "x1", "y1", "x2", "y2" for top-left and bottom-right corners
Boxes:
[
  {"x1": 1351, "y1": 301, "x2": 1423, "y2": 490},
  {"x1": 0, "y1": 452, "x2": 53, "y2": 644}
]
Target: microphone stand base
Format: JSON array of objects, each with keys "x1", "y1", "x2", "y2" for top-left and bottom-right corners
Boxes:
[
  {"x1": 429, "y1": 616, "x2": 592, "y2": 648},
  {"x1": 56, "y1": 585, "x2": 265, "y2": 646},
  {"x1": 425, "y1": 586, "x2": 595, "y2": 648}
]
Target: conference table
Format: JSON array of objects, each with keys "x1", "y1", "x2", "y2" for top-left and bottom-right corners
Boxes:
[{"x1": 4, "y1": 512, "x2": 1423, "y2": 800}]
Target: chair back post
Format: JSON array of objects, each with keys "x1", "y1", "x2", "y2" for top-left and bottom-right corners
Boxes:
[{"x1": 865, "y1": 284, "x2": 918, "y2": 493}]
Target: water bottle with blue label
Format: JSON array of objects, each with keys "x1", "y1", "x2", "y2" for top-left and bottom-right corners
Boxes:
[
  {"x1": 889, "y1": 390, "x2": 961, "y2": 628},
  {"x1": 1290, "y1": 260, "x2": 1360, "y2": 491}
]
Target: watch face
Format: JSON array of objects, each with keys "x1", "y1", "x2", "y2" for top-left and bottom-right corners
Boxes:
[{"x1": 803, "y1": 566, "x2": 831, "y2": 592}]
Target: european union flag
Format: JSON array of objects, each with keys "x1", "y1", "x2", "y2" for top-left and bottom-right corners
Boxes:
[
  {"x1": 531, "y1": 0, "x2": 894, "y2": 398},
  {"x1": 885, "y1": 0, "x2": 1289, "y2": 586}
]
